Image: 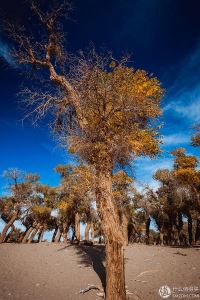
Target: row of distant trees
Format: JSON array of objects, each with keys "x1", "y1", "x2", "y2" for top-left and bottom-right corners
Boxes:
[{"x1": 1, "y1": 139, "x2": 199, "y2": 247}]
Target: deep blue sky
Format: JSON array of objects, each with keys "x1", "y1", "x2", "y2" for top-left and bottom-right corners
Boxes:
[{"x1": 0, "y1": 0, "x2": 200, "y2": 194}]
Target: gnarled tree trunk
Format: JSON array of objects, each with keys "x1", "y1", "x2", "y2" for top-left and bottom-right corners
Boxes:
[
  {"x1": 38, "y1": 225, "x2": 46, "y2": 243},
  {"x1": 37, "y1": 226, "x2": 43, "y2": 242},
  {"x1": 145, "y1": 217, "x2": 151, "y2": 245},
  {"x1": 96, "y1": 168, "x2": 126, "y2": 300},
  {"x1": 85, "y1": 222, "x2": 91, "y2": 241},
  {"x1": 62, "y1": 222, "x2": 68, "y2": 243},
  {"x1": 159, "y1": 226, "x2": 164, "y2": 246},
  {"x1": 177, "y1": 212, "x2": 183, "y2": 245},
  {"x1": 0, "y1": 211, "x2": 19, "y2": 243},
  {"x1": 27, "y1": 224, "x2": 40, "y2": 244},
  {"x1": 187, "y1": 212, "x2": 193, "y2": 245},
  {"x1": 55, "y1": 228, "x2": 62, "y2": 243},
  {"x1": 195, "y1": 216, "x2": 200, "y2": 244},
  {"x1": 4, "y1": 224, "x2": 15, "y2": 242},
  {"x1": 75, "y1": 213, "x2": 81, "y2": 241},
  {"x1": 121, "y1": 212, "x2": 128, "y2": 246},
  {"x1": 52, "y1": 226, "x2": 58, "y2": 242},
  {"x1": 91, "y1": 223, "x2": 95, "y2": 243},
  {"x1": 22, "y1": 227, "x2": 33, "y2": 244}
]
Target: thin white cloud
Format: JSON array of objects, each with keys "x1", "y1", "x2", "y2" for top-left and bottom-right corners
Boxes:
[
  {"x1": 163, "y1": 133, "x2": 190, "y2": 146},
  {"x1": 134, "y1": 157, "x2": 173, "y2": 190},
  {"x1": 174, "y1": 101, "x2": 200, "y2": 121},
  {"x1": 164, "y1": 42, "x2": 200, "y2": 122},
  {"x1": 164, "y1": 91, "x2": 200, "y2": 122},
  {"x1": 135, "y1": 179, "x2": 159, "y2": 192},
  {"x1": 0, "y1": 39, "x2": 16, "y2": 67},
  {"x1": 135, "y1": 157, "x2": 172, "y2": 172}
]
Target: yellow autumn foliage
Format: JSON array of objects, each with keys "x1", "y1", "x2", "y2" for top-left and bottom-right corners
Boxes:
[
  {"x1": 174, "y1": 169, "x2": 200, "y2": 185},
  {"x1": 68, "y1": 56, "x2": 164, "y2": 167},
  {"x1": 172, "y1": 148, "x2": 200, "y2": 187},
  {"x1": 32, "y1": 205, "x2": 51, "y2": 216},
  {"x1": 58, "y1": 200, "x2": 71, "y2": 211}
]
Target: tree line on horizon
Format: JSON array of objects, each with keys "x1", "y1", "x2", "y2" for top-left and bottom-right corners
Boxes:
[{"x1": 1, "y1": 139, "x2": 200, "y2": 247}]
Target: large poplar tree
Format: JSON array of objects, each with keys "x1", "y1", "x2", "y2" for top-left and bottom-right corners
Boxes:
[{"x1": 5, "y1": 2, "x2": 163, "y2": 298}]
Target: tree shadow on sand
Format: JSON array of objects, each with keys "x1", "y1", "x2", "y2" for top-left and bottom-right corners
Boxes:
[
  {"x1": 57, "y1": 244, "x2": 106, "y2": 291},
  {"x1": 170, "y1": 245, "x2": 200, "y2": 249},
  {"x1": 75, "y1": 244, "x2": 106, "y2": 291}
]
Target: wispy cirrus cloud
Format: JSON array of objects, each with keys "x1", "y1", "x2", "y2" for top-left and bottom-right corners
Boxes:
[
  {"x1": 164, "y1": 42, "x2": 200, "y2": 123},
  {"x1": 134, "y1": 156, "x2": 173, "y2": 190},
  {"x1": 163, "y1": 133, "x2": 190, "y2": 146},
  {"x1": 164, "y1": 88, "x2": 200, "y2": 122},
  {"x1": 0, "y1": 39, "x2": 16, "y2": 67}
]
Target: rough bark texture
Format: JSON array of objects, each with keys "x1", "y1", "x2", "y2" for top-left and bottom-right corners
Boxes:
[
  {"x1": 121, "y1": 212, "x2": 129, "y2": 246},
  {"x1": 160, "y1": 227, "x2": 164, "y2": 246},
  {"x1": 22, "y1": 227, "x2": 33, "y2": 244},
  {"x1": 55, "y1": 228, "x2": 62, "y2": 243},
  {"x1": 187, "y1": 213, "x2": 193, "y2": 245},
  {"x1": 52, "y1": 226, "x2": 58, "y2": 242},
  {"x1": 105, "y1": 241, "x2": 126, "y2": 300},
  {"x1": 62, "y1": 222, "x2": 68, "y2": 243},
  {"x1": 145, "y1": 217, "x2": 151, "y2": 245},
  {"x1": 19, "y1": 227, "x2": 29, "y2": 243},
  {"x1": 71, "y1": 228, "x2": 75, "y2": 241},
  {"x1": 177, "y1": 212, "x2": 184, "y2": 245},
  {"x1": 96, "y1": 169, "x2": 126, "y2": 300},
  {"x1": 75, "y1": 213, "x2": 81, "y2": 241},
  {"x1": 0, "y1": 211, "x2": 19, "y2": 243},
  {"x1": 195, "y1": 217, "x2": 200, "y2": 244},
  {"x1": 27, "y1": 224, "x2": 40, "y2": 244},
  {"x1": 4, "y1": 225, "x2": 15, "y2": 242},
  {"x1": 37, "y1": 227, "x2": 43, "y2": 243},
  {"x1": 91, "y1": 223, "x2": 95, "y2": 243},
  {"x1": 38, "y1": 226, "x2": 45, "y2": 243},
  {"x1": 85, "y1": 222, "x2": 91, "y2": 241}
]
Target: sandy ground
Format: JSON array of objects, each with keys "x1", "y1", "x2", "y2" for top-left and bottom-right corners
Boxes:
[{"x1": 0, "y1": 243, "x2": 199, "y2": 300}]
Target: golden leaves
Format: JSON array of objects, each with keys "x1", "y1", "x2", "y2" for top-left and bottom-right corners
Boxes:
[
  {"x1": 70, "y1": 55, "x2": 164, "y2": 166},
  {"x1": 174, "y1": 169, "x2": 200, "y2": 185},
  {"x1": 171, "y1": 148, "x2": 200, "y2": 188},
  {"x1": 32, "y1": 205, "x2": 51, "y2": 220},
  {"x1": 58, "y1": 200, "x2": 71, "y2": 211},
  {"x1": 55, "y1": 164, "x2": 94, "y2": 217},
  {"x1": 112, "y1": 171, "x2": 134, "y2": 208},
  {"x1": 128, "y1": 128, "x2": 161, "y2": 157}
]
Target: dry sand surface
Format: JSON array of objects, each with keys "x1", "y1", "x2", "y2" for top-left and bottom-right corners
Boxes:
[{"x1": 0, "y1": 243, "x2": 199, "y2": 300}]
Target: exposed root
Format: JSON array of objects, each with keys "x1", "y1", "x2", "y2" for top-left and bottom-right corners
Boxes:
[
  {"x1": 174, "y1": 251, "x2": 187, "y2": 256},
  {"x1": 136, "y1": 269, "x2": 159, "y2": 278},
  {"x1": 134, "y1": 279, "x2": 148, "y2": 283},
  {"x1": 79, "y1": 284, "x2": 137, "y2": 299},
  {"x1": 79, "y1": 284, "x2": 105, "y2": 298}
]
